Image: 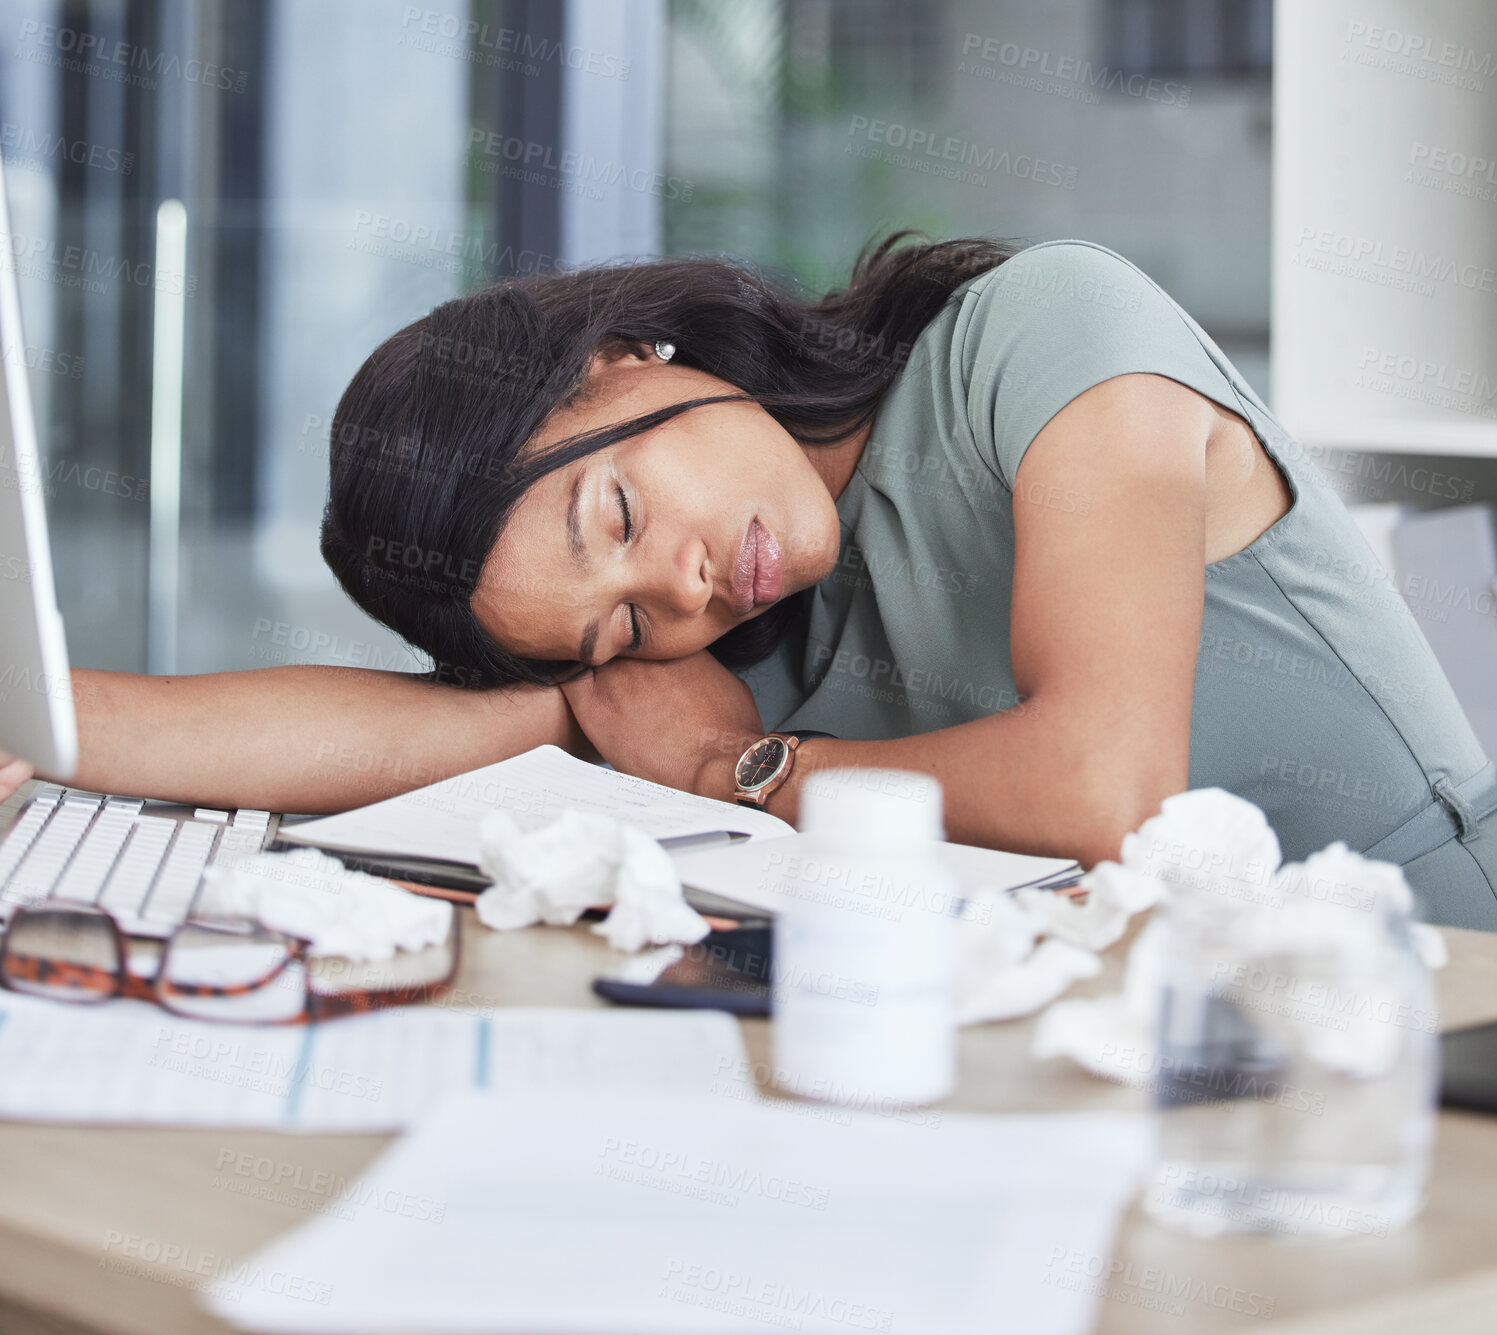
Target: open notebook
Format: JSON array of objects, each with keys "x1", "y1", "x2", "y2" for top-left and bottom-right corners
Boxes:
[
  {"x1": 278, "y1": 745, "x2": 1080, "y2": 907},
  {"x1": 673, "y1": 832, "x2": 1081, "y2": 916},
  {"x1": 276, "y1": 745, "x2": 794, "y2": 892}
]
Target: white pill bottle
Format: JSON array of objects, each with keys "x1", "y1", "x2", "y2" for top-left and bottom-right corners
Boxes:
[{"x1": 772, "y1": 767, "x2": 957, "y2": 1108}]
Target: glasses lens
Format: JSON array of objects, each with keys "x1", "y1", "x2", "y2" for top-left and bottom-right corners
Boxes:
[
  {"x1": 159, "y1": 922, "x2": 306, "y2": 1022},
  {"x1": 2, "y1": 904, "x2": 121, "y2": 1002}
]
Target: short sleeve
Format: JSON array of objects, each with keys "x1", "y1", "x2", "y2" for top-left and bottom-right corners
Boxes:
[{"x1": 958, "y1": 240, "x2": 1249, "y2": 489}]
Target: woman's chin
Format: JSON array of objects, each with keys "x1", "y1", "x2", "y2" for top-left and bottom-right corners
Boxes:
[{"x1": 807, "y1": 550, "x2": 841, "y2": 587}]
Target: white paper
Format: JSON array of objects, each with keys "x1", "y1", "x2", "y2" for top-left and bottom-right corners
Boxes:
[
  {"x1": 205, "y1": 1087, "x2": 1151, "y2": 1335},
  {"x1": 672, "y1": 833, "x2": 1079, "y2": 916},
  {"x1": 0, "y1": 989, "x2": 747, "y2": 1131},
  {"x1": 279, "y1": 746, "x2": 794, "y2": 867}
]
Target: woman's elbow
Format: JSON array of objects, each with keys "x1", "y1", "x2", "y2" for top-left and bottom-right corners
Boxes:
[{"x1": 1070, "y1": 765, "x2": 1183, "y2": 870}]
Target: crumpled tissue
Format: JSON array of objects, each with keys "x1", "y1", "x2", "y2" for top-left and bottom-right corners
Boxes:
[
  {"x1": 954, "y1": 887, "x2": 1102, "y2": 1024},
  {"x1": 197, "y1": 846, "x2": 452, "y2": 960},
  {"x1": 474, "y1": 811, "x2": 710, "y2": 953},
  {"x1": 952, "y1": 837, "x2": 1168, "y2": 1025},
  {"x1": 1032, "y1": 788, "x2": 1446, "y2": 1082}
]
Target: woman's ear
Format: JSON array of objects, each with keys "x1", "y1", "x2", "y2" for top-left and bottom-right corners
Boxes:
[
  {"x1": 580, "y1": 341, "x2": 665, "y2": 391},
  {"x1": 593, "y1": 337, "x2": 656, "y2": 366}
]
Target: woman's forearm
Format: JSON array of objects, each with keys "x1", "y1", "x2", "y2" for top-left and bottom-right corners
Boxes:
[
  {"x1": 54, "y1": 667, "x2": 587, "y2": 813},
  {"x1": 699, "y1": 696, "x2": 1187, "y2": 870}
]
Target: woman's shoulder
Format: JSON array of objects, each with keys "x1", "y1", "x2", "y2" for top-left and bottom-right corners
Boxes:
[
  {"x1": 943, "y1": 238, "x2": 1249, "y2": 488},
  {"x1": 957, "y1": 238, "x2": 1169, "y2": 312},
  {"x1": 949, "y1": 236, "x2": 1215, "y2": 382}
]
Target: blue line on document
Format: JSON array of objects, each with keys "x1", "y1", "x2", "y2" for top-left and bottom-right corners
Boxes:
[
  {"x1": 474, "y1": 1016, "x2": 492, "y2": 1088},
  {"x1": 283, "y1": 1024, "x2": 317, "y2": 1126}
]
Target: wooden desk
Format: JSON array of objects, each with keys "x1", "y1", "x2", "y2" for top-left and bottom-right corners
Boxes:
[{"x1": 0, "y1": 906, "x2": 1494, "y2": 1333}]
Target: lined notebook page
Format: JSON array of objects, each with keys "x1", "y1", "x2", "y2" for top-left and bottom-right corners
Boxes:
[{"x1": 277, "y1": 746, "x2": 794, "y2": 867}]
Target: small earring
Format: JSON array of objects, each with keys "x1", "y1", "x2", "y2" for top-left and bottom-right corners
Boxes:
[{"x1": 654, "y1": 340, "x2": 676, "y2": 362}]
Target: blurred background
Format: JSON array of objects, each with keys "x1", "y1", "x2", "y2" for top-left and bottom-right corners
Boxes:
[{"x1": 2, "y1": 0, "x2": 1494, "y2": 745}]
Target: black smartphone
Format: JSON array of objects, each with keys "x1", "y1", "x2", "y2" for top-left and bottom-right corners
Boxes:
[
  {"x1": 1440, "y1": 1020, "x2": 1497, "y2": 1114},
  {"x1": 592, "y1": 925, "x2": 773, "y2": 1016}
]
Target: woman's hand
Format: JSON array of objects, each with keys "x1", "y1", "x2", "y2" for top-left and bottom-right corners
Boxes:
[
  {"x1": 0, "y1": 747, "x2": 35, "y2": 803},
  {"x1": 560, "y1": 651, "x2": 764, "y2": 798}
]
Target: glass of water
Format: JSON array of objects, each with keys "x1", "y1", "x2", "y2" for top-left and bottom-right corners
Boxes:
[{"x1": 1142, "y1": 873, "x2": 1439, "y2": 1240}]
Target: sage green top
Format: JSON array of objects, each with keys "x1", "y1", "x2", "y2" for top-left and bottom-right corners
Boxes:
[{"x1": 743, "y1": 240, "x2": 1497, "y2": 929}]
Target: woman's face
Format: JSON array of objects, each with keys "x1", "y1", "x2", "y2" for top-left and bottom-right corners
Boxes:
[{"x1": 472, "y1": 351, "x2": 846, "y2": 666}]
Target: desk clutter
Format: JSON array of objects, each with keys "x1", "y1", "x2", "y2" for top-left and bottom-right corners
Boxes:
[{"x1": 0, "y1": 750, "x2": 1453, "y2": 1331}]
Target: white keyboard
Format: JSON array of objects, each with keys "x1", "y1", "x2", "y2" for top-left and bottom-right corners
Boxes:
[{"x1": 0, "y1": 785, "x2": 274, "y2": 938}]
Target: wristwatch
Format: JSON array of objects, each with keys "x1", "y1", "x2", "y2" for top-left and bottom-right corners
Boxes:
[{"x1": 732, "y1": 731, "x2": 835, "y2": 809}]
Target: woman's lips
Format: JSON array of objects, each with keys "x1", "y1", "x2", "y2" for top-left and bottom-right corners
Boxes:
[
  {"x1": 753, "y1": 520, "x2": 784, "y2": 606},
  {"x1": 730, "y1": 518, "x2": 784, "y2": 616}
]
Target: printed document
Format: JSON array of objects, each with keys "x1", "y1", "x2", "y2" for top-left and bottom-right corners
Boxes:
[
  {"x1": 0, "y1": 989, "x2": 747, "y2": 1131},
  {"x1": 206, "y1": 1086, "x2": 1151, "y2": 1334}
]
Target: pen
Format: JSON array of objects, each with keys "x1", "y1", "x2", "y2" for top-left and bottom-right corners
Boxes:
[{"x1": 659, "y1": 830, "x2": 752, "y2": 852}]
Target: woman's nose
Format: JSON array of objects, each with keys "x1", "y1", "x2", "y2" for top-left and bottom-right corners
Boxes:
[{"x1": 656, "y1": 534, "x2": 712, "y2": 617}]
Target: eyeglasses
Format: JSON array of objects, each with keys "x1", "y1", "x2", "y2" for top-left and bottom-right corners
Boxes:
[{"x1": 0, "y1": 899, "x2": 459, "y2": 1024}]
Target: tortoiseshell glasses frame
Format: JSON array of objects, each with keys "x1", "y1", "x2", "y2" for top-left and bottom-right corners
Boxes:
[{"x1": 0, "y1": 898, "x2": 459, "y2": 1024}]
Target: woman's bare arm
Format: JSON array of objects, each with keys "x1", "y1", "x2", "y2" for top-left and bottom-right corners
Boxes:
[
  {"x1": 754, "y1": 373, "x2": 1211, "y2": 865},
  {"x1": 565, "y1": 374, "x2": 1215, "y2": 870},
  {"x1": 11, "y1": 666, "x2": 588, "y2": 813}
]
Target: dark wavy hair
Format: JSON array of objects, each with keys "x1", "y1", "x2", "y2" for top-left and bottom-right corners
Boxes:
[{"x1": 320, "y1": 230, "x2": 1026, "y2": 688}]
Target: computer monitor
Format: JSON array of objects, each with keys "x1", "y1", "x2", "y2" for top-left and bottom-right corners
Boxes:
[{"x1": 0, "y1": 150, "x2": 79, "y2": 777}]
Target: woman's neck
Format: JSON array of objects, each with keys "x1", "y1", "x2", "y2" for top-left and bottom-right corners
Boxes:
[{"x1": 806, "y1": 420, "x2": 872, "y2": 502}]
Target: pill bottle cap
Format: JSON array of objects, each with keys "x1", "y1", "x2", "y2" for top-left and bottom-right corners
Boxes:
[{"x1": 798, "y1": 767, "x2": 945, "y2": 844}]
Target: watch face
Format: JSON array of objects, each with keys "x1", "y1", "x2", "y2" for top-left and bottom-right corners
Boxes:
[{"x1": 736, "y1": 737, "x2": 789, "y2": 792}]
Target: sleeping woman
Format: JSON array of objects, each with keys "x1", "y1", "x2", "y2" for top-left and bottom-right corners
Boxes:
[{"x1": 6, "y1": 234, "x2": 1495, "y2": 927}]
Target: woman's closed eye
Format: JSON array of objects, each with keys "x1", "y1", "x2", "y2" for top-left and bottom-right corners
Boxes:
[
  {"x1": 616, "y1": 483, "x2": 634, "y2": 542},
  {"x1": 616, "y1": 483, "x2": 643, "y2": 650}
]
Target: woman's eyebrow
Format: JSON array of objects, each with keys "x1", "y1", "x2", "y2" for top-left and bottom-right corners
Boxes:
[
  {"x1": 578, "y1": 619, "x2": 599, "y2": 668},
  {"x1": 566, "y1": 471, "x2": 600, "y2": 664},
  {"x1": 565, "y1": 472, "x2": 590, "y2": 570}
]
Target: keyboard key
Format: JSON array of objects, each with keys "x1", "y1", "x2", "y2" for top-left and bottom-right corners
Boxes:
[
  {"x1": 0, "y1": 804, "x2": 54, "y2": 895},
  {"x1": 142, "y1": 821, "x2": 219, "y2": 925},
  {"x1": 97, "y1": 817, "x2": 175, "y2": 919},
  {"x1": 51, "y1": 812, "x2": 135, "y2": 904},
  {"x1": 216, "y1": 808, "x2": 272, "y2": 857},
  {"x1": 3, "y1": 804, "x2": 95, "y2": 908},
  {"x1": 232, "y1": 809, "x2": 271, "y2": 827}
]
